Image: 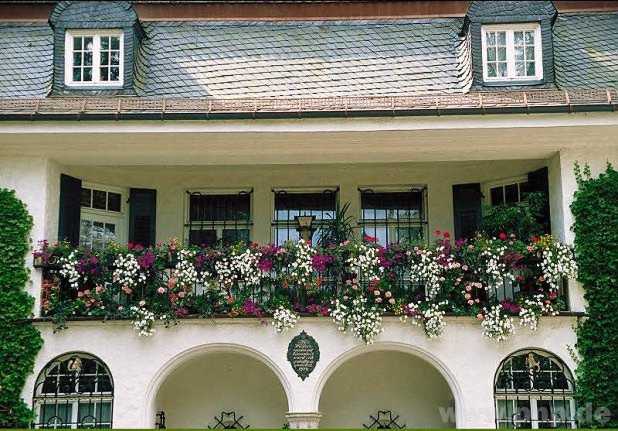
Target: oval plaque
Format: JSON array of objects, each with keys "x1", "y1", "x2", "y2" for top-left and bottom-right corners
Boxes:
[{"x1": 287, "y1": 330, "x2": 320, "y2": 381}]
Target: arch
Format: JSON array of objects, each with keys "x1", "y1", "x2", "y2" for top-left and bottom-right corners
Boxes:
[
  {"x1": 493, "y1": 348, "x2": 576, "y2": 429},
  {"x1": 314, "y1": 342, "x2": 464, "y2": 427},
  {"x1": 144, "y1": 343, "x2": 293, "y2": 428},
  {"x1": 32, "y1": 351, "x2": 114, "y2": 429}
]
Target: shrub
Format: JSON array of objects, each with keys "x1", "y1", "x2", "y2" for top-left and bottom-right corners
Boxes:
[
  {"x1": 0, "y1": 188, "x2": 42, "y2": 427},
  {"x1": 571, "y1": 164, "x2": 618, "y2": 427},
  {"x1": 480, "y1": 192, "x2": 546, "y2": 240}
]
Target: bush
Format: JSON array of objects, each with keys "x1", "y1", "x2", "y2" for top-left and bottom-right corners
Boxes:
[
  {"x1": 571, "y1": 164, "x2": 618, "y2": 427},
  {"x1": 0, "y1": 188, "x2": 42, "y2": 427},
  {"x1": 480, "y1": 192, "x2": 546, "y2": 240}
]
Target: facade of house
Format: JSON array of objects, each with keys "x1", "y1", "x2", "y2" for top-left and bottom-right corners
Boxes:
[{"x1": 0, "y1": 0, "x2": 617, "y2": 428}]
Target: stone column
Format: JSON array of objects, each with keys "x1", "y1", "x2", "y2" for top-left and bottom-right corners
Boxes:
[{"x1": 285, "y1": 412, "x2": 322, "y2": 429}]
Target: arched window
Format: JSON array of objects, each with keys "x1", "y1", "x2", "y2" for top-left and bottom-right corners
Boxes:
[
  {"x1": 494, "y1": 349, "x2": 576, "y2": 429},
  {"x1": 32, "y1": 353, "x2": 113, "y2": 429}
]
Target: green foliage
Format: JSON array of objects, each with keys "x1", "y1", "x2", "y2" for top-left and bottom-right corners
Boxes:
[
  {"x1": 480, "y1": 192, "x2": 546, "y2": 240},
  {"x1": 571, "y1": 164, "x2": 618, "y2": 428},
  {"x1": 318, "y1": 202, "x2": 355, "y2": 247},
  {"x1": 0, "y1": 188, "x2": 42, "y2": 427}
]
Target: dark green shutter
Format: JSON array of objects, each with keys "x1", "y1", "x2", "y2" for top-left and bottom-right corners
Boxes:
[
  {"x1": 526, "y1": 167, "x2": 551, "y2": 234},
  {"x1": 453, "y1": 183, "x2": 482, "y2": 240},
  {"x1": 58, "y1": 174, "x2": 82, "y2": 245},
  {"x1": 129, "y1": 188, "x2": 157, "y2": 247}
]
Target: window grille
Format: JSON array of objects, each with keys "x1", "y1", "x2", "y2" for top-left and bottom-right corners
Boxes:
[
  {"x1": 272, "y1": 189, "x2": 337, "y2": 245},
  {"x1": 494, "y1": 350, "x2": 576, "y2": 429},
  {"x1": 359, "y1": 187, "x2": 428, "y2": 245},
  {"x1": 32, "y1": 353, "x2": 113, "y2": 429},
  {"x1": 186, "y1": 190, "x2": 252, "y2": 247}
]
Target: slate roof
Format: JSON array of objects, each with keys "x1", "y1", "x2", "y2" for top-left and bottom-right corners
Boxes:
[
  {"x1": 0, "y1": 23, "x2": 53, "y2": 98},
  {"x1": 553, "y1": 13, "x2": 618, "y2": 89},
  {"x1": 133, "y1": 19, "x2": 472, "y2": 98}
]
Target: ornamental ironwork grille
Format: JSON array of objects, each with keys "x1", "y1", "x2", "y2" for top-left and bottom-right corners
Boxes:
[
  {"x1": 359, "y1": 187, "x2": 428, "y2": 246},
  {"x1": 32, "y1": 353, "x2": 114, "y2": 429},
  {"x1": 272, "y1": 189, "x2": 337, "y2": 246},
  {"x1": 186, "y1": 191, "x2": 252, "y2": 247},
  {"x1": 494, "y1": 350, "x2": 576, "y2": 429}
]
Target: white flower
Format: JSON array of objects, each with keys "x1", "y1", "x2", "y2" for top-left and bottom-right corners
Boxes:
[
  {"x1": 405, "y1": 300, "x2": 448, "y2": 338},
  {"x1": 287, "y1": 239, "x2": 315, "y2": 285},
  {"x1": 113, "y1": 253, "x2": 147, "y2": 290},
  {"x1": 481, "y1": 304, "x2": 514, "y2": 342},
  {"x1": 519, "y1": 294, "x2": 557, "y2": 331},
  {"x1": 330, "y1": 296, "x2": 383, "y2": 344},
  {"x1": 59, "y1": 251, "x2": 81, "y2": 289},
  {"x1": 540, "y1": 242, "x2": 578, "y2": 290},
  {"x1": 272, "y1": 306, "x2": 299, "y2": 334},
  {"x1": 346, "y1": 243, "x2": 383, "y2": 282},
  {"x1": 130, "y1": 305, "x2": 156, "y2": 337},
  {"x1": 408, "y1": 247, "x2": 446, "y2": 299}
]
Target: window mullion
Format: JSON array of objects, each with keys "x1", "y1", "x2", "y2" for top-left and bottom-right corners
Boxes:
[
  {"x1": 506, "y1": 30, "x2": 515, "y2": 79},
  {"x1": 93, "y1": 36, "x2": 101, "y2": 83}
]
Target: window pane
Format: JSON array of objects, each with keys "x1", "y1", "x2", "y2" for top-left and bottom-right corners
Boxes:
[
  {"x1": 92, "y1": 190, "x2": 107, "y2": 210},
  {"x1": 515, "y1": 47, "x2": 524, "y2": 61},
  {"x1": 222, "y1": 228, "x2": 250, "y2": 245},
  {"x1": 487, "y1": 63, "x2": 496, "y2": 77},
  {"x1": 104, "y1": 223, "x2": 116, "y2": 240},
  {"x1": 487, "y1": 47, "x2": 496, "y2": 61},
  {"x1": 497, "y1": 32, "x2": 506, "y2": 45},
  {"x1": 505, "y1": 184, "x2": 519, "y2": 203},
  {"x1": 107, "y1": 192, "x2": 121, "y2": 212},
  {"x1": 101, "y1": 67, "x2": 109, "y2": 81},
  {"x1": 74, "y1": 36, "x2": 82, "y2": 50},
  {"x1": 101, "y1": 36, "x2": 109, "y2": 50},
  {"x1": 101, "y1": 52, "x2": 109, "y2": 65},
  {"x1": 83, "y1": 67, "x2": 92, "y2": 81},
  {"x1": 490, "y1": 187, "x2": 504, "y2": 206},
  {"x1": 526, "y1": 62, "x2": 535, "y2": 76},
  {"x1": 189, "y1": 229, "x2": 217, "y2": 247},
  {"x1": 81, "y1": 188, "x2": 92, "y2": 207},
  {"x1": 110, "y1": 67, "x2": 120, "y2": 81},
  {"x1": 524, "y1": 31, "x2": 534, "y2": 44},
  {"x1": 498, "y1": 62, "x2": 507, "y2": 77},
  {"x1": 84, "y1": 52, "x2": 93, "y2": 66},
  {"x1": 189, "y1": 194, "x2": 250, "y2": 222},
  {"x1": 73, "y1": 52, "x2": 82, "y2": 66},
  {"x1": 73, "y1": 67, "x2": 82, "y2": 82},
  {"x1": 486, "y1": 32, "x2": 495, "y2": 45},
  {"x1": 80, "y1": 219, "x2": 92, "y2": 248},
  {"x1": 515, "y1": 61, "x2": 525, "y2": 76},
  {"x1": 525, "y1": 46, "x2": 535, "y2": 61},
  {"x1": 111, "y1": 52, "x2": 120, "y2": 65},
  {"x1": 514, "y1": 31, "x2": 523, "y2": 44},
  {"x1": 110, "y1": 37, "x2": 120, "y2": 50},
  {"x1": 84, "y1": 37, "x2": 93, "y2": 52},
  {"x1": 497, "y1": 47, "x2": 507, "y2": 61},
  {"x1": 274, "y1": 192, "x2": 335, "y2": 221}
]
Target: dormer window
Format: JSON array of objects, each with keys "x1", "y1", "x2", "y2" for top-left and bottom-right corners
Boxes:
[
  {"x1": 481, "y1": 23, "x2": 543, "y2": 83},
  {"x1": 64, "y1": 30, "x2": 123, "y2": 87}
]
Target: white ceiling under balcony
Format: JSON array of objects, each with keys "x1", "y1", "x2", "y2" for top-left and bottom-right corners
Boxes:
[{"x1": 0, "y1": 112, "x2": 617, "y2": 165}]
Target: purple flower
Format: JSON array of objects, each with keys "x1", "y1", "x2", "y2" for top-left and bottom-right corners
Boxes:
[
  {"x1": 258, "y1": 258, "x2": 273, "y2": 272},
  {"x1": 501, "y1": 300, "x2": 521, "y2": 314},
  {"x1": 195, "y1": 253, "x2": 207, "y2": 269},
  {"x1": 311, "y1": 254, "x2": 334, "y2": 272},
  {"x1": 242, "y1": 299, "x2": 263, "y2": 317},
  {"x1": 137, "y1": 250, "x2": 156, "y2": 270}
]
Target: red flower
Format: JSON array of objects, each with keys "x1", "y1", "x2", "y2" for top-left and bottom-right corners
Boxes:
[
  {"x1": 498, "y1": 232, "x2": 508, "y2": 241},
  {"x1": 443, "y1": 232, "x2": 450, "y2": 239},
  {"x1": 363, "y1": 234, "x2": 378, "y2": 243},
  {"x1": 434, "y1": 230, "x2": 442, "y2": 237}
]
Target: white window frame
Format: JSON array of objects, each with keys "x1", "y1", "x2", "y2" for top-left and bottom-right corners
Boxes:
[
  {"x1": 80, "y1": 182, "x2": 128, "y2": 248},
  {"x1": 481, "y1": 23, "x2": 543, "y2": 83},
  {"x1": 64, "y1": 30, "x2": 124, "y2": 87},
  {"x1": 483, "y1": 175, "x2": 528, "y2": 206}
]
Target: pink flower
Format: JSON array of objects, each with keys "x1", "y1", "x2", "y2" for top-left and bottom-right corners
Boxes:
[
  {"x1": 168, "y1": 277, "x2": 177, "y2": 289},
  {"x1": 467, "y1": 299, "x2": 474, "y2": 305},
  {"x1": 258, "y1": 258, "x2": 273, "y2": 272},
  {"x1": 122, "y1": 285, "x2": 133, "y2": 295},
  {"x1": 178, "y1": 291, "x2": 186, "y2": 298},
  {"x1": 95, "y1": 284, "x2": 105, "y2": 294},
  {"x1": 476, "y1": 313, "x2": 484, "y2": 320},
  {"x1": 77, "y1": 291, "x2": 84, "y2": 298},
  {"x1": 157, "y1": 287, "x2": 166, "y2": 294},
  {"x1": 311, "y1": 254, "x2": 334, "y2": 272}
]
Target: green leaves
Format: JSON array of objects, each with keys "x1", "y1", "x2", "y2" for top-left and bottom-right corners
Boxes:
[
  {"x1": 571, "y1": 165, "x2": 618, "y2": 428},
  {"x1": 0, "y1": 188, "x2": 41, "y2": 427}
]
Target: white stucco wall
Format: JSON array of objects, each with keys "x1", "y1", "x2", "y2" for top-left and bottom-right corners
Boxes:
[{"x1": 23, "y1": 316, "x2": 579, "y2": 429}]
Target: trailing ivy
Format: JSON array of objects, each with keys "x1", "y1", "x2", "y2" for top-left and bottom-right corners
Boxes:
[
  {"x1": 0, "y1": 188, "x2": 42, "y2": 427},
  {"x1": 572, "y1": 164, "x2": 618, "y2": 427}
]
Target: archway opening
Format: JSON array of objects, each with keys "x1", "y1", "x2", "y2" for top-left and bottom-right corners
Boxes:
[
  {"x1": 318, "y1": 350, "x2": 456, "y2": 428},
  {"x1": 154, "y1": 351, "x2": 288, "y2": 428}
]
